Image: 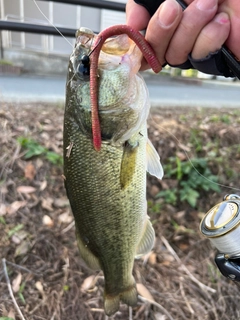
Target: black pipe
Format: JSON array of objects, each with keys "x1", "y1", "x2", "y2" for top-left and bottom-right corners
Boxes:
[
  {"x1": 0, "y1": 21, "x2": 79, "y2": 37},
  {"x1": 38, "y1": 0, "x2": 125, "y2": 11}
]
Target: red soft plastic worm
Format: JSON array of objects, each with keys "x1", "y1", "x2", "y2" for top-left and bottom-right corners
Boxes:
[{"x1": 90, "y1": 24, "x2": 162, "y2": 151}]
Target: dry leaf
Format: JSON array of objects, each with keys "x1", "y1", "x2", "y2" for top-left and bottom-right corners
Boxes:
[
  {"x1": 7, "y1": 308, "x2": 16, "y2": 319},
  {"x1": 15, "y1": 240, "x2": 30, "y2": 257},
  {"x1": 24, "y1": 162, "x2": 36, "y2": 181},
  {"x1": 0, "y1": 203, "x2": 7, "y2": 216},
  {"x1": 0, "y1": 184, "x2": 8, "y2": 195},
  {"x1": 11, "y1": 230, "x2": 29, "y2": 244},
  {"x1": 7, "y1": 201, "x2": 27, "y2": 215},
  {"x1": 154, "y1": 313, "x2": 167, "y2": 320},
  {"x1": 178, "y1": 143, "x2": 191, "y2": 152},
  {"x1": 81, "y1": 275, "x2": 97, "y2": 292},
  {"x1": 148, "y1": 252, "x2": 157, "y2": 265},
  {"x1": 176, "y1": 151, "x2": 187, "y2": 161},
  {"x1": 136, "y1": 283, "x2": 154, "y2": 301},
  {"x1": 161, "y1": 253, "x2": 175, "y2": 266},
  {"x1": 58, "y1": 211, "x2": 73, "y2": 224},
  {"x1": 54, "y1": 198, "x2": 69, "y2": 208},
  {"x1": 40, "y1": 180, "x2": 47, "y2": 191},
  {"x1": 17, "y1": 186, "x2": 36, "y2": 194},
  {"x1": 35, "y1": 281, "x2": 45, "y2": 298},
  {"x1": 42, "y1": 215, "x2": 54, "y2": 227},
  {"x1": 12, "y1": 273, "x2": 22, "y2": 293},
  {"x1": 41, "y1": 197, "x2": 53, "y2": 211}
]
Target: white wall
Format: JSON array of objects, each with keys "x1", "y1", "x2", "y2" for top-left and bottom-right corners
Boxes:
[{"x1": 0, "y1": 0, "x2": 126, "y2": 54}]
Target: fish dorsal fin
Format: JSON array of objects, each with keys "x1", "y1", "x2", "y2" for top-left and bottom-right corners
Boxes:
[
  {"x1": 120, "y1": 142, "x2": 138, "y2": 189},
  {"x1": 146, "y1": 139, "x2": 164, "y2": 179},
  {"x1": 135, "y1": 219, "x2": 155, "y2": 258}
]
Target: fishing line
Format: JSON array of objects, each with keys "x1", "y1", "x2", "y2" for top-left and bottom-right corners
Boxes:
[
  {"x1": 31, "y1": 0, "x2": 240, "y2": 191},
  {"x1": 32, "y1": 0, "x2": 74, "y2": 49},
  {"x1": 149, "y1": 115, "x2": 240, "y2": 192}
]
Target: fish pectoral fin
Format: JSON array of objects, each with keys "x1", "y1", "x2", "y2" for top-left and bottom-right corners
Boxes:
[
  {"x1": 146, "y1": 138, "x2": 164, "y2": 179},
  {"x1": 75, "y1": 229, "x2": 101, "y2": 271},
  {"x1": 135, "y1": 219, "x2": 155, "y2": 258},
  {"x1": 120, "y1": 141, "x2": 138, "y2": 189}
]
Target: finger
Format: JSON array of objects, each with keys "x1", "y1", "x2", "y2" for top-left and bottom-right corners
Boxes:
[
  {"x1": 165, "y1": 0, "x2": 218, "y2": 65},
  {"x1": 219, "y1": 1, "x2": 240, "y2": 60},
  {"x1": 192, "y1": 12, "x2": 230, "y2": 59},
  {"x1": 142, "y1": 0, "x2": 182, "y2": 69},
  {"x1": 126, "y1": 0, "x2": 151, "y2": 31}
]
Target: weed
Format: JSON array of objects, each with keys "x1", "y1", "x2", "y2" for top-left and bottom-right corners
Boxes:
[
  {"x1": 18, "y1": 282, "x2": 26, "y2": 304},
  {"x1": 156, "y1": 157, "x2": 221, "y2": 207},
  {"x1": 17, "y1": 136, "x2": 63, "y2": 165},
  {"x1": 189, "y1": 128, "x2": 203, "y2": 153},
  {"x1": 17, "y1": 137, "x2": 46, "y2": 158},
  {"x1": 0, "y1": 216, "x2": 6, "y2": 224},
  {"x1": 209, "y1": 114, "x2": 231, "y2": 124},
  {"x1": 220, "y1": 114, "x2": 231, "y2": 124},
  {"x1": 156, "y1": 189, "x2": 177, "y2": 206},
  {"x1": 8, "y1": 224, "x2": 24, "y2": 237},
  {"x1": 147, "y1": 200, "x2": 161, "y2": 214}
]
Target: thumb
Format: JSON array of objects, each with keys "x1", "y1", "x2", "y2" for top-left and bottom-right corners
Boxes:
[{"x1": 126, "y1": 0, "x2": 151, "y2": 31}]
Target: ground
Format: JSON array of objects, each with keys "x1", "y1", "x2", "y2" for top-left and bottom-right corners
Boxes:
[{"x1": 0, "y1": 102, "x2": 240, "y2": 320}]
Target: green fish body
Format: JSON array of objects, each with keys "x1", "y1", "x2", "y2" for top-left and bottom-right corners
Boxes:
[{"x1": 63, "y1": 28, "x2": 163, "y2": 316}]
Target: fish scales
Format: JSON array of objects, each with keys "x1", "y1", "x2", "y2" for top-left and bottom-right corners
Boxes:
[{"x1": 63, "y1": 28, "x2": 163, "y2": 316}]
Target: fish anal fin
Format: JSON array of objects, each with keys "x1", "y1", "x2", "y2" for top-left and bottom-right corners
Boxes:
[
  {"x1": 120, "y1": 141, "x2": 138, "y2": 189},
  {"x1": 146, "y1": 138, "x2": 164, "y2": 179},
  {"x1": 75, "y1": 229, "x2": 101, "y2": 271},
  {"x1": 136, "y1": 219, "x2": 155, "y2": 258}
]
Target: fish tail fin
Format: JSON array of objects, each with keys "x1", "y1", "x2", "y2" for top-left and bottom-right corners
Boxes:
[
  {"x1": 120, "y1": 283, "x2": 138, "y2": 306},
  {"x1": 104, "y1": 280, "x2": 138, "y2": 316},
  {"x1": 104, "y1": 294, "x2": 120, "y2": 316}
]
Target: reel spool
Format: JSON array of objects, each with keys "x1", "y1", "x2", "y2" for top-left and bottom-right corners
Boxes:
[{"x1": 200, "y1": 194, "x2": 240, "y2": 281}]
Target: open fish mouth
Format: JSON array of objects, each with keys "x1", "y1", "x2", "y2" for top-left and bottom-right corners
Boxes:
[{"x1": 71, "y1": 28, "x2": 141, "y2": 76}]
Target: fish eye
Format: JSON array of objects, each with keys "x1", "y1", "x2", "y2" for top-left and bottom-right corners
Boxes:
[{"x1": 76, "y1": 54, "x2": 90, "y2": 80}]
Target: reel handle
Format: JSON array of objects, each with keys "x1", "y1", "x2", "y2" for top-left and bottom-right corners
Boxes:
[{"x1": 215, "y1": 253, "x2": 240, "y2": 281}]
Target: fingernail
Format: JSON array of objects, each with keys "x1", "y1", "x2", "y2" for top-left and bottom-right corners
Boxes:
[
  {"x1": 158, "y1": 0, "x2": 181, "y2": 28},
  {"x1": 215, "y1": 12, "x2": 230, "y2": 24},
  {"x1": 196, "y1": 0, "x2": 217, "y2": 11}
]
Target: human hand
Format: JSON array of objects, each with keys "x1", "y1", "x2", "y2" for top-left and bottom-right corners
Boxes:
[{"x1": 126, "y1": 0, "x2": 232, "y2": 72}]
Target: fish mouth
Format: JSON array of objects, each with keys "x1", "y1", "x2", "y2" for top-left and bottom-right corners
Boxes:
[{"x1": 73, "y1": 28, "x2": 141, "y2": 74}]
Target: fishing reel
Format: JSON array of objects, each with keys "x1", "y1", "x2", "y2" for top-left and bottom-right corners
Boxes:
[{"x1": 200, "y1": 194, "x2": 240, "y2": 281}]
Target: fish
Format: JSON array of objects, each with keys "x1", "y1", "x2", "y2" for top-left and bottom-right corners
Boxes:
[{"x1": 63, "y1": 26, "x2": 163, "y2": 316}]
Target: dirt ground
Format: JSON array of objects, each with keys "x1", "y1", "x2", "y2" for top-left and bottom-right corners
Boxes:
[{"x1": 1, "y1": 102, "x2": 240, "y2": 320}]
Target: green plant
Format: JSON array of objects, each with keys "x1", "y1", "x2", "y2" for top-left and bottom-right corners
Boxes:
[
  {"x1": 17, "y1": 137, "x2": 63, "y2": 165},
  {"x1": 18, "y1": 282, "x2": 26, "y2": 304},
  {"x1": 8, "y1": 224, "x2": 24, "y2": 237},
  {"x1": 156, "y1": 157, "x2": 221, "y2": 208},
  {"x1": 0, "y1": 216, "x2": 6, "y2": 224},
  {"x1": 156, "y1": 189, "x2": 177, "y2": 206},
  {"x1": 0, "y1": 59, "x2": 13, "y2": 66},
  {"x1": 147, "y1": 200, "x2": 162, "y2": 214},
  {"x1": 189, "y1": 128, "x2": 203, "y2": 153}
]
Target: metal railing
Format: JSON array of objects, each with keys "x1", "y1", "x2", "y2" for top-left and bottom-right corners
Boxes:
[{"x1": 0, "y1": 0, "x2": 125, "y2": 37}]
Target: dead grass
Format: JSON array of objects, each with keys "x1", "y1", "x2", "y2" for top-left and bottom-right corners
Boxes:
[{"x1": 0, "y1": 102, "x2": 240, "y2": 320}]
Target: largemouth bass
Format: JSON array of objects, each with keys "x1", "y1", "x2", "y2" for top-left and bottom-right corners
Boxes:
[{"x1": 63, "y1": 27, "x2": 163, "y2": 316}]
